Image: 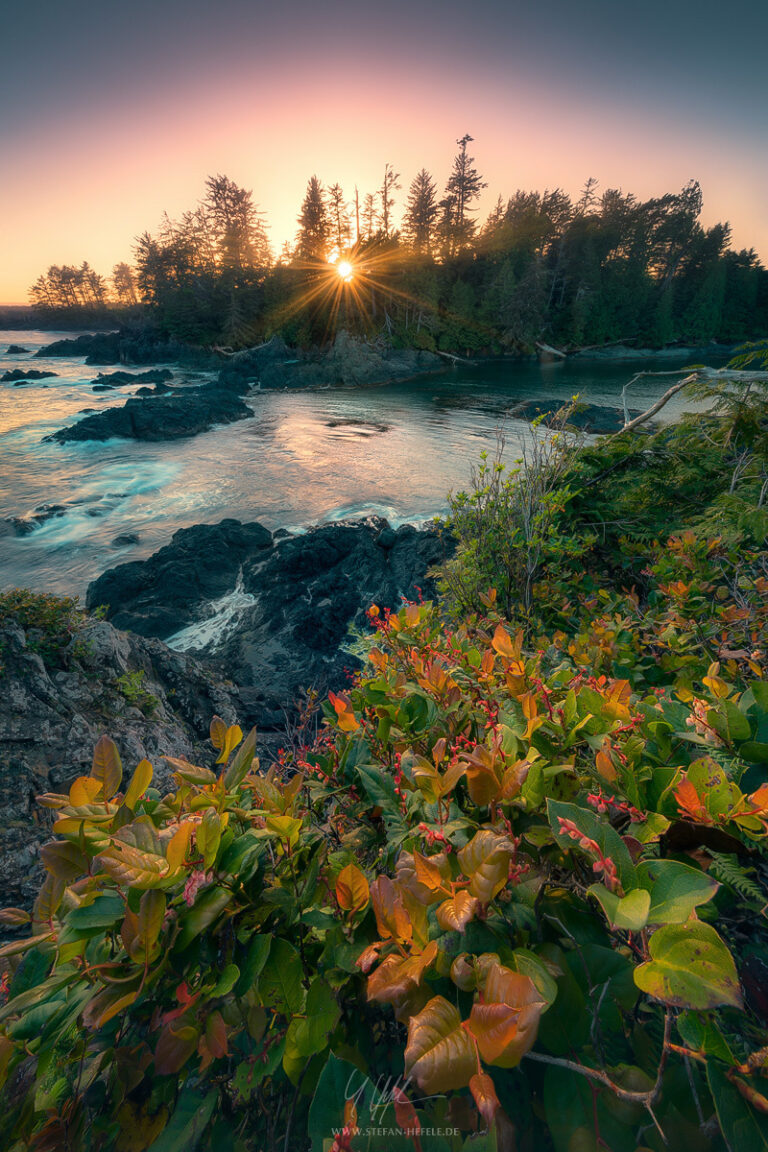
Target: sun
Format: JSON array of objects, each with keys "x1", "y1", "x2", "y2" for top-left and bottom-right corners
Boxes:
[{"x1": 336, "y1": 260, "x2": 354, "y2": 283}]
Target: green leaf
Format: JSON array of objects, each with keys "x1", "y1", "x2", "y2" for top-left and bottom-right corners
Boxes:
[
  {"x1": 146, "y1": 1087, "x2": 217, "y2": 1152},
  {"x1": 308, "y1": 1053, "x2": 374, "y2": 1152},
  {"x1": 234, "y1": 933, "x2": 272, "y2": 997},
  {"x1": 67, "y1": 893, "x2": 126, "y2": 933},
  {"x1": 634, "y1": 922, "x2": 743, "y2": 1010},
  {"x1": 707, "y1": 1060, "x2": 768, "y2": 1152},
  {"x1": 212, "y1": 964, "x2": 240, "y2": 997},
  {"x1": 548, "y1": 799, "x2": 636, "y2": 889},
  {"x1": 223, "y1": 727, "x2": 257, "y2": 790},
  {"x1": 174, "y1": 886, "x2": 231, "y2": 951},
  {"x1": 587, "y1": 884, "x2": 650, "y2": 931},
  {"x1": 258, "y1": 939, "x2": 305, "y2": 1015},
  {"x1": 678, "y1": 1011, "x2": 734, "y2": 1063},
  {"x1": 637, "y1": 860, "x2": 719, "y2": 924},
  {"x1": 284, "y1": 979, "x2": 340, "y2": 1071},
  {"x1": 708, "y1": 700, "x2": 752, "y2": 746},
  {"x1": 740, "y1": 741, "x2": 768, "y2": 764}
]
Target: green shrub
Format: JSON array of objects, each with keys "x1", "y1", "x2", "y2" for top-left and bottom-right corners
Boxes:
[
  {"x1": 0, "y1": 589, "x2": 82, "y2": 668},
  {"x1": 1, "y1": 587, "x2": 767, "y2": 1150},
  {"x1": 114, "y1": 670, "x2": 159, "y2": 715}
]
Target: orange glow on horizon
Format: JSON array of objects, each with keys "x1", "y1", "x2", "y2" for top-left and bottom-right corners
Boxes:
[{"x1": 1, "y1": 50, "x2": 766, "y2": 304}]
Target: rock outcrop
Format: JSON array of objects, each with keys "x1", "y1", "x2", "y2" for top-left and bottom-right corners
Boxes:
[
  {"x1": 508, "y1": 399, "x2": 646, "y2": 435},
  {"x1": 0, "y1": 616, "x2": 241, "y2": 910},
  {"x1": 47, "y1": 385, "x2": 252, "y2": 442},
  {"x1": 217, "y1": 331, "x2": 443, "y2": 391},
  {"x1": 1, "y1": 368, "x2": 58, "y2": 383},
  {"x1": 87, "y1": 517, "x2": 452, "y2": 728}
]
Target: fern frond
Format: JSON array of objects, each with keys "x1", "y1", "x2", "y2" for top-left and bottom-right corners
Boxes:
[{"x1": 708, "y1": 852, "x2": 766, "y2": 906}]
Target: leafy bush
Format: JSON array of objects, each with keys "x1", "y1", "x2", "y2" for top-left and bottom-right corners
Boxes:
[
  {"x1": 0, "y1": 589, "x2": 82, "y2": 671},
  {"x1": 1, "y1": 584, "x2": 768, "y2": 1150},
  {"x1": 114, "y1": 670, "x2": 160, "y2": 715}
]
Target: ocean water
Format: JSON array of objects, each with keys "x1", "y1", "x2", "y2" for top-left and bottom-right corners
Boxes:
[{"x1": 0, "y1": 329, "x2": 722, "y2": 598}]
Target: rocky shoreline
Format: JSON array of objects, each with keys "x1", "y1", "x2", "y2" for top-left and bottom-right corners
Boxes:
[
  {"x1": 0, "y1": 514, "x2": 451, "y2": 909},
  {"x1": 87, "y1": 515, "x2": 452, "y2": 728},
  {"x1": 39, "y1": 331, "x2": 447, "y2": 443},
  {"x1": 0, "y1": 614, "x2": 241, "y2": 909}
]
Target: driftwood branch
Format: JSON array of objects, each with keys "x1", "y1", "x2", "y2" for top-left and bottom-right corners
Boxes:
[
  {"x1": 613, "y1": 367, "x2": 768, "y2": 438},
  {"x1": 434, "y1": 349, "x2": 476, "y2": 365},
  {"x1": 536, "y1": 341, "x2": 567, "y2": 359}
]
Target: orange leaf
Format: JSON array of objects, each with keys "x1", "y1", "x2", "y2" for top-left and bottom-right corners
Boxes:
[
  {"x1": 458, "y1": 831, "x2": 513, "y2": 905},
  {"x1": 470, "y1": 1072, "x2": 501, "y2": 1128},
  {"x1": 468, "y1": 963, "x2": 544, "y2": 1068},
  {"x1": 154, "y1": 1022, "x2": 199, "y2": 1075},
  {"x1": 371, "y1": 876, "x2": 412, "y2": 942},
  {"x1": 436, "y1": 891, "x2": 479, "y2": 932},
  {"x1": 492, "y1": 624, "x2": 515, "y2": 658},
  {"x1": 596, "y1": 747, "x2": 618, "y2": 783},
  {"x1": 367, "y1": 942, "x2": 438, "y2": 1009},
  {"x1": 393, "y1": 1087, "x2": 421, "y2": 1137},
  {"x1": 166, "y1": 822, "x2": 193, "y2": 870},
  {"x1": 412, "y1": 850, "x2": 451, "y2": 893},
  {"x1": 404, "y1": 995, "x2": 476, "y2": 1094},
  {"x1": 355, "y1": 941, "x2": 384, "y2": 973},
  {"x1": 336, "y1": 863, "x2": 370, "y2": 913},
  {"x1": 69, "y1": 776, "x2": 102, "y2": 806},
  {"x1": 91, "y1": 735, "x2": 123, "y2": 801},
  {"x1": 344, "y1": 1098, "x2": 359, "y2": 1131},
  {"x1": 675, "y1": 778, "x2": 712, "y2": 824}
]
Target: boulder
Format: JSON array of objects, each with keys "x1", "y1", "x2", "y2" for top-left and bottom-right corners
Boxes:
[
  {"x1": 5, "y1": 345, "x2": 29, "y2": 354},
  {"x1": 216, "y1": 331, "x2": 443, "y2": 391},
  {"x1": 92, "y1": 369, "x2": 174, "y2": 387},
  {"x1": 8, "y1": 504, "x2": 67, "y2": 536},
  {"x1": 1, "y1": 368, "x2": 58, "y2": 382},
  {"x1": 47, "y1": 386, "x2": 252, "y2": 443},
  {"x1": 36, "y1": 330, "x2": 221, "y2": 369},
  {"x1": 508, "y1": 399, "x2": 646, "y2": 435},
  {"x1": 87, "y1": 519, "x2": 274, "y2": 635}
]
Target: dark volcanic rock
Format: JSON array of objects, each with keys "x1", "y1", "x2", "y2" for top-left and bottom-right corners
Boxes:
[
  {"x1": 47, "y1": 386, "x2": 251, "y2": 443},
  {"x1": 508, "y1": 399, "x2": 645, "y2": 435},
  {"x1": 111, "y1": 533, "x2": 141, "y2": 547},
  {"x1": 8, "y1": 504, "x2": 67, "y2": 536},
  {"x1": 5, "y1": 344, "x2": 29, "y2": 354},
  {"x1": 0, "y1": 616, "x2": 240, "y2": 911},
  {"x1": 88, "y1": 517, "x2": 452, "y2": 728},
  {"x1": 36, "y1": 330, "x2": 221, "y2": 369},
  {"x1": 135, "y1": 382, "x2": 173, "y2": 396},
  {"x1": 1, "y1": 368, "x2": 58, "y2": 382},
  {"x1": 87, "y1": 520, "x2": 274, "y2": 635},
  {"x1": 217, "y1": 331, "x2": 443, "y2": 391},
  {"x1": 93, "y1": 368, "x2": 174, "y2": 387}
]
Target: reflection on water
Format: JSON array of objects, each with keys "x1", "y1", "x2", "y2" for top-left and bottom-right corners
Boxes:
[{"x1": 0, "y1": 329, "x2": 722, "y2": 598}]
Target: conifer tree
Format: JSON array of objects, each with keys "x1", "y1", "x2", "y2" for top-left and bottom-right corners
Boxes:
[
  {"x1": 440, "y1": 134, "x2": 487, "y2": 256},
  {"x1": 402, "y1": 169, "x2": 439, "y2": 255},
  {"x1": 296, "y1": 176, "x2": 331, "y2": 260}
]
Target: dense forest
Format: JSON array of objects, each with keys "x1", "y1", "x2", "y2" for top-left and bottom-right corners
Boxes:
[{"x1": 29, "y1": 136, "x2": 768, "y2": 352}]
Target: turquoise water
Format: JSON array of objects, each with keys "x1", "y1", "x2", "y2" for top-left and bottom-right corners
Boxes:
[{"x1": 0, "y1": 329, "x2": 721, "y2": 597}]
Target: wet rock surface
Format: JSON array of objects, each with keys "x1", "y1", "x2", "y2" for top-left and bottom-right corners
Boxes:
[
  {"x1": 87, "y1": 516, "x2": 452, "y2": 728},
  {"x1": 47, "y1": 385, "x2": 252, "y2": 442},
  {"x1": 2, "y1": 368, "x2": 58, "y2": 382}
]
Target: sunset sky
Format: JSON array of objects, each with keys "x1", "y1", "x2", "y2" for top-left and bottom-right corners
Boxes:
[{"x1": 1, "y1": 0, "x2": 766, "y2": 303}]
